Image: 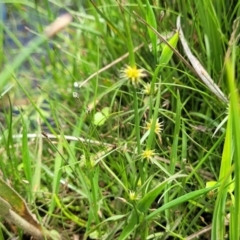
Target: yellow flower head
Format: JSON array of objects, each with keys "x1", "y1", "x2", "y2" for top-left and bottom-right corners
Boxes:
[
  {"x1": 146, "y1": 118, "x2": 163, "y2": 136},
  {"x1": 120, "y1": 65, "x2": 146, "y2": 87},
  {"x1": 141, "y1": 149, "x2": 155, "y2": 162},
  {"x1": 142, "y1": 82, "x2": 157, "y2": 95},
  {"x1": 129, "y1": 190, "x2": 140, "y2": 201}
]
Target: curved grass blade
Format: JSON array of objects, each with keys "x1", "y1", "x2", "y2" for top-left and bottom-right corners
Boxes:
[
  {"x1": 159, "y1": 31, "x2": 179, "y2": 66},
  {"x1": 137, "y1": 173, "x2": 185, "y2": 213},
  {"x1": 0, "y1": 178, "x2": 61, "y2": 239},
  {"x1": 176, "y1": 16, "x2": 228, "y2": 104},
  {"x1": 118, "y1": 211, "x2": 138, "y2": 240},
  {"x1": 119, "y1": 173, "x2": 185, "y2": 240},
  {"x1": 146, "y1": 0, "x2": 158, "y2": 60},
  {"x1": 146, "y1": 183, "x2": 219, "y2": 221},
  {"x1": 226, "y1": 57, "x2": 240, "y2": 240}
]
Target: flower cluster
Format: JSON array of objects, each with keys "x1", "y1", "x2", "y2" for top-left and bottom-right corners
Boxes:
[
  {"x1": 128, "y1": 190, "x2": 141, "y2": 201},
  {"x1": 145, "y1": 118, "x2": 163, "y2": 136},
  {"x1": 120, "y1": 65, "x2": 146, "y2": 88},
  {"x1": 141, "y1": 149, "x2": 156, "y2": 163},
  {"x1": 120, "y1": 64, "x2": 164, "y2": 165},
  {"x1": 120, "y1": 65, "x2": 158, "y2": 96}
]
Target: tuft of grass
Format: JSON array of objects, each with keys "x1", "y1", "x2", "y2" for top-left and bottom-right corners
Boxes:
[{"x1": 0, "y1": 1, "x2": 240, "y2": 239}]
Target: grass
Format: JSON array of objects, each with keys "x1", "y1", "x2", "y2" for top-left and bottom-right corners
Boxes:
[{"x1": 0, "y1": 0, "x2": 240, "y2": 239}]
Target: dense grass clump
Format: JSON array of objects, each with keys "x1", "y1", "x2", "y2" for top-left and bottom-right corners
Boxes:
[{"x1": 0, "y1": 1, "x2": 240, "y2": 239}]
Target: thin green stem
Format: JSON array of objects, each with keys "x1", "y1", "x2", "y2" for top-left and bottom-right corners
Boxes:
[
  {"x1": 133, "y1": 88, "x2": 141, "y2": 154},
  {"x1": 122, "y1": 5, "x2": 135, "y2": 66}
]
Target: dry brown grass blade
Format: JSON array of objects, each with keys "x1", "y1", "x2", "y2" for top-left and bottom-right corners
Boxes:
[
  {"x1": 0, "y1": 178, "x2": 61, "y2": 239},
  {"x1": 0, "y1": 133, "x2": 115, "y2": 147},
  {"x1": 44, "y1": 13, "x2": 72, "y2": 38},
  {"x1": 133, "y1": 11, "x2": 197, "y2": 73},
  {"x1": 133, "y1": 12, "x2": 228, "y2": 103},
  {"x1": 176, "y1": 16, "x2": 228, "y2": 104}
]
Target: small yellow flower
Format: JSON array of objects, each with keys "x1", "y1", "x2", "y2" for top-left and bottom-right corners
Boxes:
[
  {"x1": 142, "y1": 82, "x2": 151, "y2": 95},
  {"x1": 142, "y1": 82, "x2": 157, "y2": 95},
  {"x1": 137, "y1": 179, "x2": 142, "y2": 187},
  {"x1": 146, "y1": 118, "x2": 163, "y2": 135},
  {"x1": 129, "y1": 190, "x2": 140, "y2": 201},
  {"x1": 141, "y1": 149, "x2": 155, "y2": 162},
  {"x1": 120, "y1": 65, "x2": 146, "y2": 87}
]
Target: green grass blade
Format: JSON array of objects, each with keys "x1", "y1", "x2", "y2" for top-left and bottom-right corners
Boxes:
[
  {"x1": 137, "y1": 173, "x2": 185, "y2": 213},
  {"x1": 211, "y1": 104, "x2": 232, "y2": 239},
  {"x1": 146, "y1": 0, "x2": 157, "y2": 61},
  {"x1": 146, "y1": 184, "x2": 219, "y2": 221},
  {"x1": 48, "y1": 140, "x2": 63, "y2": 215},
  {"x1": 226, "y1": 55, "x2": 240, "y2": 239},
  {"x1": 164, "y1": 91, "x2": 182, "y2": 226},
  {"x1": 195, "y1": 0, "x2": 223, "y2": 73},
  {"x1": 159, "y1": 31, "x2": 179, "y2": 66},
  {"x1": 118, "y1": 211, "x2": 138, "y2": 240},
  {"x1": 21, "y1": 115, "x2": 33, "y2": 201}
]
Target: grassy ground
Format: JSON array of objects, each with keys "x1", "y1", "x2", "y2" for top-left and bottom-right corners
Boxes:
[{"x1": 0, "y1": 1, "x2": 240, "y2": 239}]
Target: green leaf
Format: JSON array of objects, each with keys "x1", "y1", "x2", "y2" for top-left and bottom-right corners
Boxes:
[
  {"x1": 0, "y1": 178, "x2": 41, "y2": 228},
  {"x1": 93, "y1": 107, "x2": 110, "y2": 126},
  {"x1": 146, "y1": 1, "x2": 157, "y2": 59},
  {"x1": 146, "y1": 184, "x2": 219, "y2": 221},
  {"x1": 119, "y1": 174, "x2": 186, "y2": 240},
  {"x1": 0, "y1": 178, "x2": 61, "y2": 239},
  {"x1": 118, "y1": 211, "x2": 138, "y2": 240},
  {"x1": 137, "y1": 173, "x2": 185, "y2": 213},
  {"x1": 226, "y1": 57, "x2": 240, "y2": 239},
  {"x1": 159, "y1": 31, "x2": 179, "y2": 66}
]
